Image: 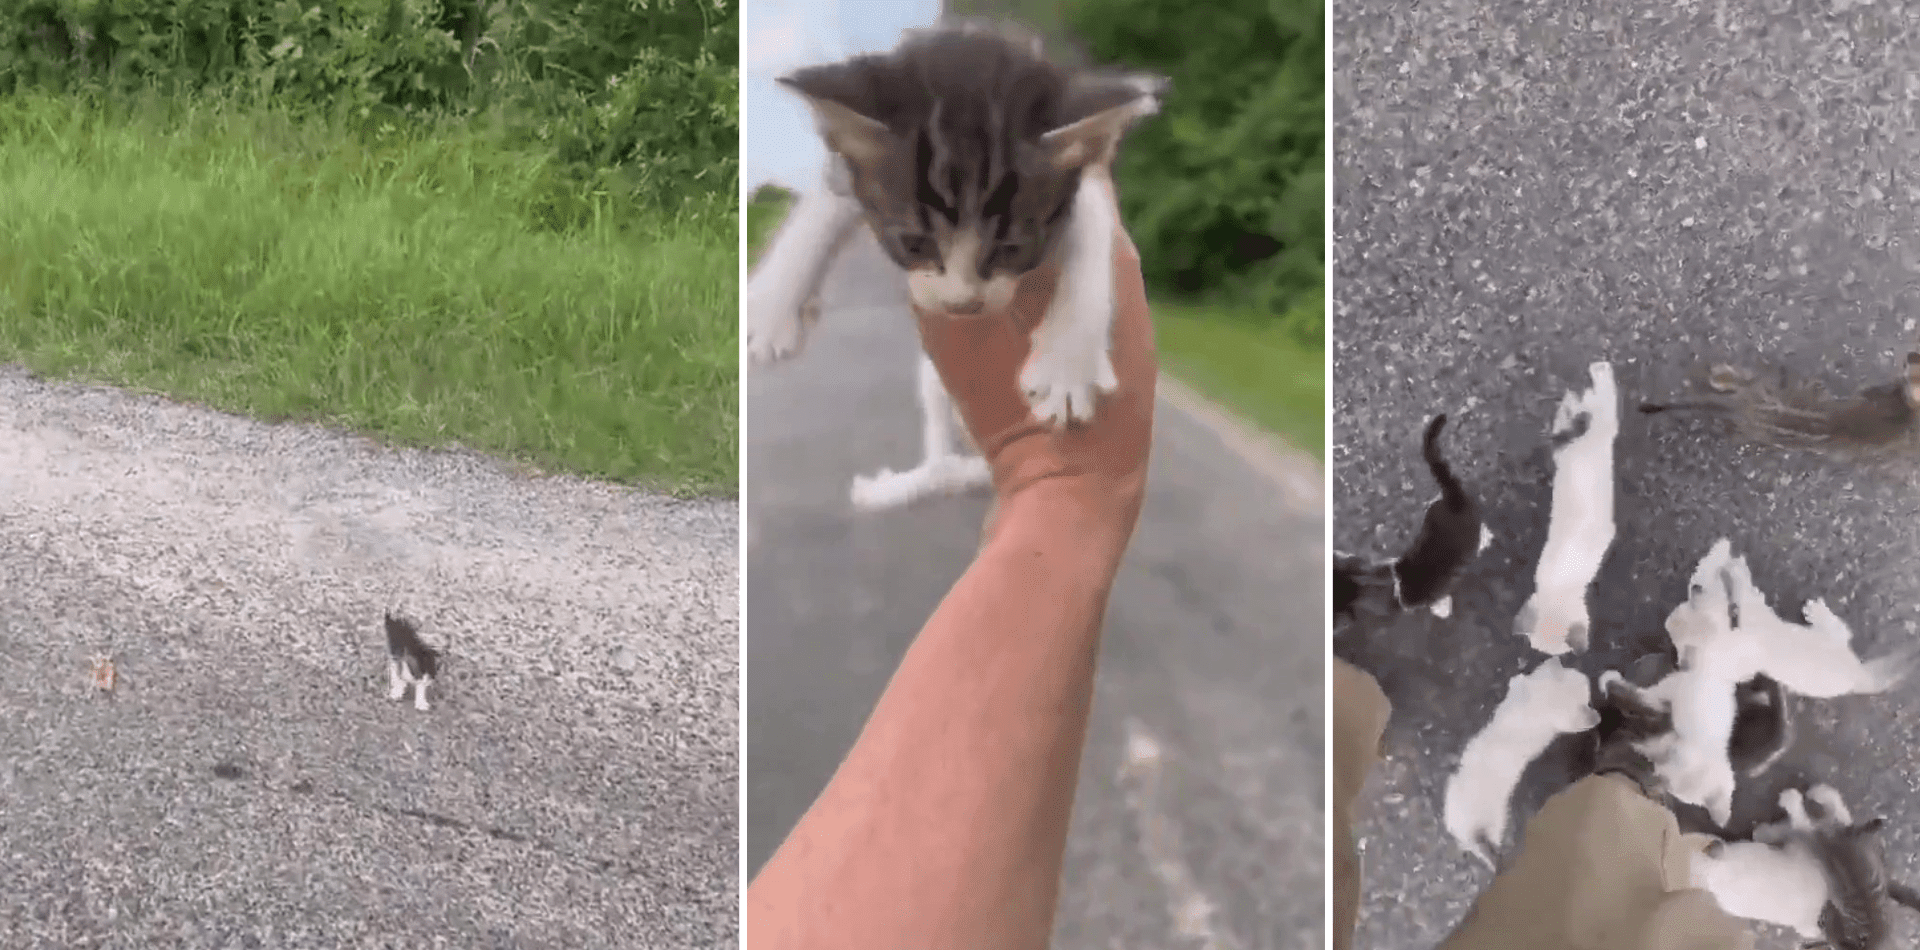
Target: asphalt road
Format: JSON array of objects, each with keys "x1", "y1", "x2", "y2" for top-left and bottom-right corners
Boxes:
[
  {"x1": 1333, "y1": 2, "x2": 1920, "y2": 947},
  {"x1": 746, "y1": 230, "x2": 1327, "y2": 948},
  {"x1": 0, "y1": 366, "x2": 738, "y2": 949}
]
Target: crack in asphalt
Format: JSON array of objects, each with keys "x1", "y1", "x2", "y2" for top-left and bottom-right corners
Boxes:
[{"x1": 203, "y1": 762, "x2": 659, "y2": 879}]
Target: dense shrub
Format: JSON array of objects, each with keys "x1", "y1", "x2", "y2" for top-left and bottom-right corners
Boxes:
[
  {"x1": 1063, "y1": 0, "x2": 1323, "y2": 345},
  {"x1": 0, "y1": 0, "x2": 738, "y2": 220}
]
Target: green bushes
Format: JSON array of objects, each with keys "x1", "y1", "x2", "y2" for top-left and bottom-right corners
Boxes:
[
  {"x1": 0, "y1": 0, "x2": 738, "y2": 218},
  {"x1": 1064, "y1": 0, "x2": 1323, "y2": 346},
  {"x1": 0, "y1": 0, "x2": 739, "y2": 493}
]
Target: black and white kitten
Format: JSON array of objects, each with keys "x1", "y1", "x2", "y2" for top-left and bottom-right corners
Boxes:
[
  {"x1": 746, "y1": 20, "x2": 1167, "y2": 441},
  {"x1": 1387, "y1": 414, "x2": 1490, "y2": 618},
  {"x1": 1334, "y1": 416, "x2": 1489, "y2": 623},
  {"x1": 384, "y1": 612, "x2": 441, "y2": 712}
]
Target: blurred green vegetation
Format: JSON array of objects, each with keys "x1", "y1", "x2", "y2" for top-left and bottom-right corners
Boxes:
[
  {"x1": 948, "y1": 0, "x2": 1325, "y2": 456},
  {"x1": 748, "y1": 183, "x2": 793, "y2": 266},
  {"x1": 0, "y1": 0, "x2": 739, "y2": 494}
]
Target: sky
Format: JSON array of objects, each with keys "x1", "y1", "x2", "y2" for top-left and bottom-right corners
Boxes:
[{"x1": 744, "y1": 0, "x2": 943, "y2": 193}]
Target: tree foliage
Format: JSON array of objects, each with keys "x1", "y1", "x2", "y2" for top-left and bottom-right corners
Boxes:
[{"x1": 1063, "y1": 0, "x2": 1323, "y2": 343}]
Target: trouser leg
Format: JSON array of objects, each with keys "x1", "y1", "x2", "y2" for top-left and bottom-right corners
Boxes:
[{"x1": 1332, "y1": 658, "x2": 1392, "y2": 950}]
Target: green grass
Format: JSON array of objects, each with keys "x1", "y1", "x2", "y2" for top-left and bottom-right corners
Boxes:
[
  {"x1": 0, "y1": 89, "x2": 736, "y2": 497},
  {"x1": 1155, "y1": 300, "x2": 1324, "y2": 461},
  {"x1": 747, "y1": 186, "x2": 793, "y2": 265}
]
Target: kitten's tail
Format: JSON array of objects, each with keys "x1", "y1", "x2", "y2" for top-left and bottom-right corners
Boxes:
[
  {"x1": 1421, "y1": 414, "x2": 1470, "y2": 511},
  {"x1": 1858, "y1": 644, "x2": 1920, "y2": 694}
]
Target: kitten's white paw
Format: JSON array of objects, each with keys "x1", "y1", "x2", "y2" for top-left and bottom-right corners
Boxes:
[
  {"x1": 745, "y1": 293, "x2": 817, "y2": 364},
  {"x1": 1430, "y1": 596, "x2": 1453, "y2": 619},
  {"x1": 387, "y1": 683, "x2": 406, "y2": 701},
  {"x1": 1020, "y1": 337, "x2": 1118, "y2": 427},
  {"x1": 1478, "y1": 524, "x2": 1494, "y2": 554}
]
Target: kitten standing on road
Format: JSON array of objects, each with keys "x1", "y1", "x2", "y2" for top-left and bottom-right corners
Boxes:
[
  {"x1": 746, "y1": 20, "x2": 1169, "y2": 512},
  {"x1": 1387, "y1": 414, "x2": 1491, "y2": 619},
  {"x1": 385, "y1": 612, "x2": 441, "y2": 712},
  {"x1": 1333, "y1": 415, "x2": 1488, "y2": 622},
  {"x1": 1514, "y1": 361, "x2": 1619, "y2": 656},
  {"x1": 1442, "y1": 657, "x2": 1600, "y2": 870}
]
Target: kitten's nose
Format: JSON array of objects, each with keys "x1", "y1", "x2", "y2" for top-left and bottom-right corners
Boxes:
[{"x1": 946, "y1": 298, "x2": 985, "y2": 315}]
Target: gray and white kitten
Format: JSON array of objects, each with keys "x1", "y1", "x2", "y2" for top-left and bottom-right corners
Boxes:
[
  {"x1": 747, "y1": 20, "x2": 1166, "y2": 454},
  {"x1": 1782, "y1": 785, "x2": 1920, "y2": 950}
]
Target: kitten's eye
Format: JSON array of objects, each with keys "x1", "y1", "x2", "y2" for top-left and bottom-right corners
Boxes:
[{"x1": 898, "y1": 234, "x2": 934, "y2": 259}]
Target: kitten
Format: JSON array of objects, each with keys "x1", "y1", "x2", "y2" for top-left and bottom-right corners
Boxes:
[
  {"x1": 1387, "y1": 414, "x2": 1492, "y2": 619},
  {"x1": 1442, "y1": 657, "x2": 1600, "y2": 870},
  {"x1": 1690, "y1": 786, "x2": 1831, "y2": 941},
  {"x1": 1514, "y1": 361, "x2": 1619, "y2": 656},
  {"x1": 1612, "y1": 559, "x2": 1745, "y2": 829},
  {"x1": 1592, "y1": 668, "x2": 1676, "y2": 795},
  {"x1": 1663, "y1": 538, "x2": 1739, "y2": 669},
  {"x1": 1718, "y1": 556, "x2": 1919, "y2": 698},
  {"x1": 1332, "y1": 415, "x2": 1490, "y2": 622},
  {"x1": 848, "y1": 352, "x2": 992, "y2": 510},
  {"x1": 1729, "y1": 673, "x2": 1793, "y2": 779},
  {"x1": 1797, "y1": 785, "x2": 1900, "y2": 950},
  {"x1": 1640, "y1": 352, "x2": 1920, "y2": 461},
  {"x1": 746, "y1": 20, "x2": 1168, "y2": 431},
  {"x1": 385, "y1": 612, "x2": 441, "y2": 712},
  {"x1": 1332, "y1": 552, "x2": 1396, "y2": 624}
]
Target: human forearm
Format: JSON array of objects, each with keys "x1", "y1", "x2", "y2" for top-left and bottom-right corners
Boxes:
[{"x1": 747, "y1": 481, "x2": 1129, "y2": 950}]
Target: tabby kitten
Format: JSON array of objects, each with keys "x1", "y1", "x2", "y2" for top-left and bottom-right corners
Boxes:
[
  {"x1": 1640, "y1": 353, "x2": 1920, "y2": 461},
  {"x1": 746, "y1": 19, "x2": 1167, "y2": 430}
]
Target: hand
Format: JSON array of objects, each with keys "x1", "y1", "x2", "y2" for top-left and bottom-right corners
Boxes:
[{"x1": 913, "y1": 229, "x2": 1157, "y2": 550}]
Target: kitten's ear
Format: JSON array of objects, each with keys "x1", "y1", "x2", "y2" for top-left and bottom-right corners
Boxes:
[
  {"x1": 778, "y1": 63, "x2": 898, "y2": 171},
  {"x1": 1858, "y1": 816, "x2": 1888, "y2": 835},
  {"x1": 1041, "y1": 72, "x2": 1169, "y2": 170}
]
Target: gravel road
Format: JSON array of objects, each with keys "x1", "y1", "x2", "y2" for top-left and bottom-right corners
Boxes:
[
  {"x1": 0, "y1": 365, "x2": 738, "y2": 949},
  {"x1": 746, "y1": 229, "x2": 1327, "y2": 948},
  {"x1": 1332, "y1": 2, "x2": 1920, "y2": 947}
]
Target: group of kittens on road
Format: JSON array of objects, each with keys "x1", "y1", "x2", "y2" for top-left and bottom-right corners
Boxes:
[
  {"x1": 745, "y1": 19, "x2": 1166, "y2": 514},
  {"x1": 1336, "y1": 351, "x2": 1920, "y2": 949}
]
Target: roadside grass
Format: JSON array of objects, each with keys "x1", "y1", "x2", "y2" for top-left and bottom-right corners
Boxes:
[
  {"x1": 747, "y1": 186, "x2": 794, "y2": 265},
  {"x1": 1154, "y1": 300, "x2": 1324, "y2": 461},
  {"x1": 0, "y1": 90, "x2": 737, "y2": 497},
  {"x1": 745, "y1": 193, "x2": 1322, "y2": 458}
]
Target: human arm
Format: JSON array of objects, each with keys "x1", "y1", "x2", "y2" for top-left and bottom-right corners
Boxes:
[{"x1": 747, "y1": 202, "x2": 1156, "y2": 949}]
